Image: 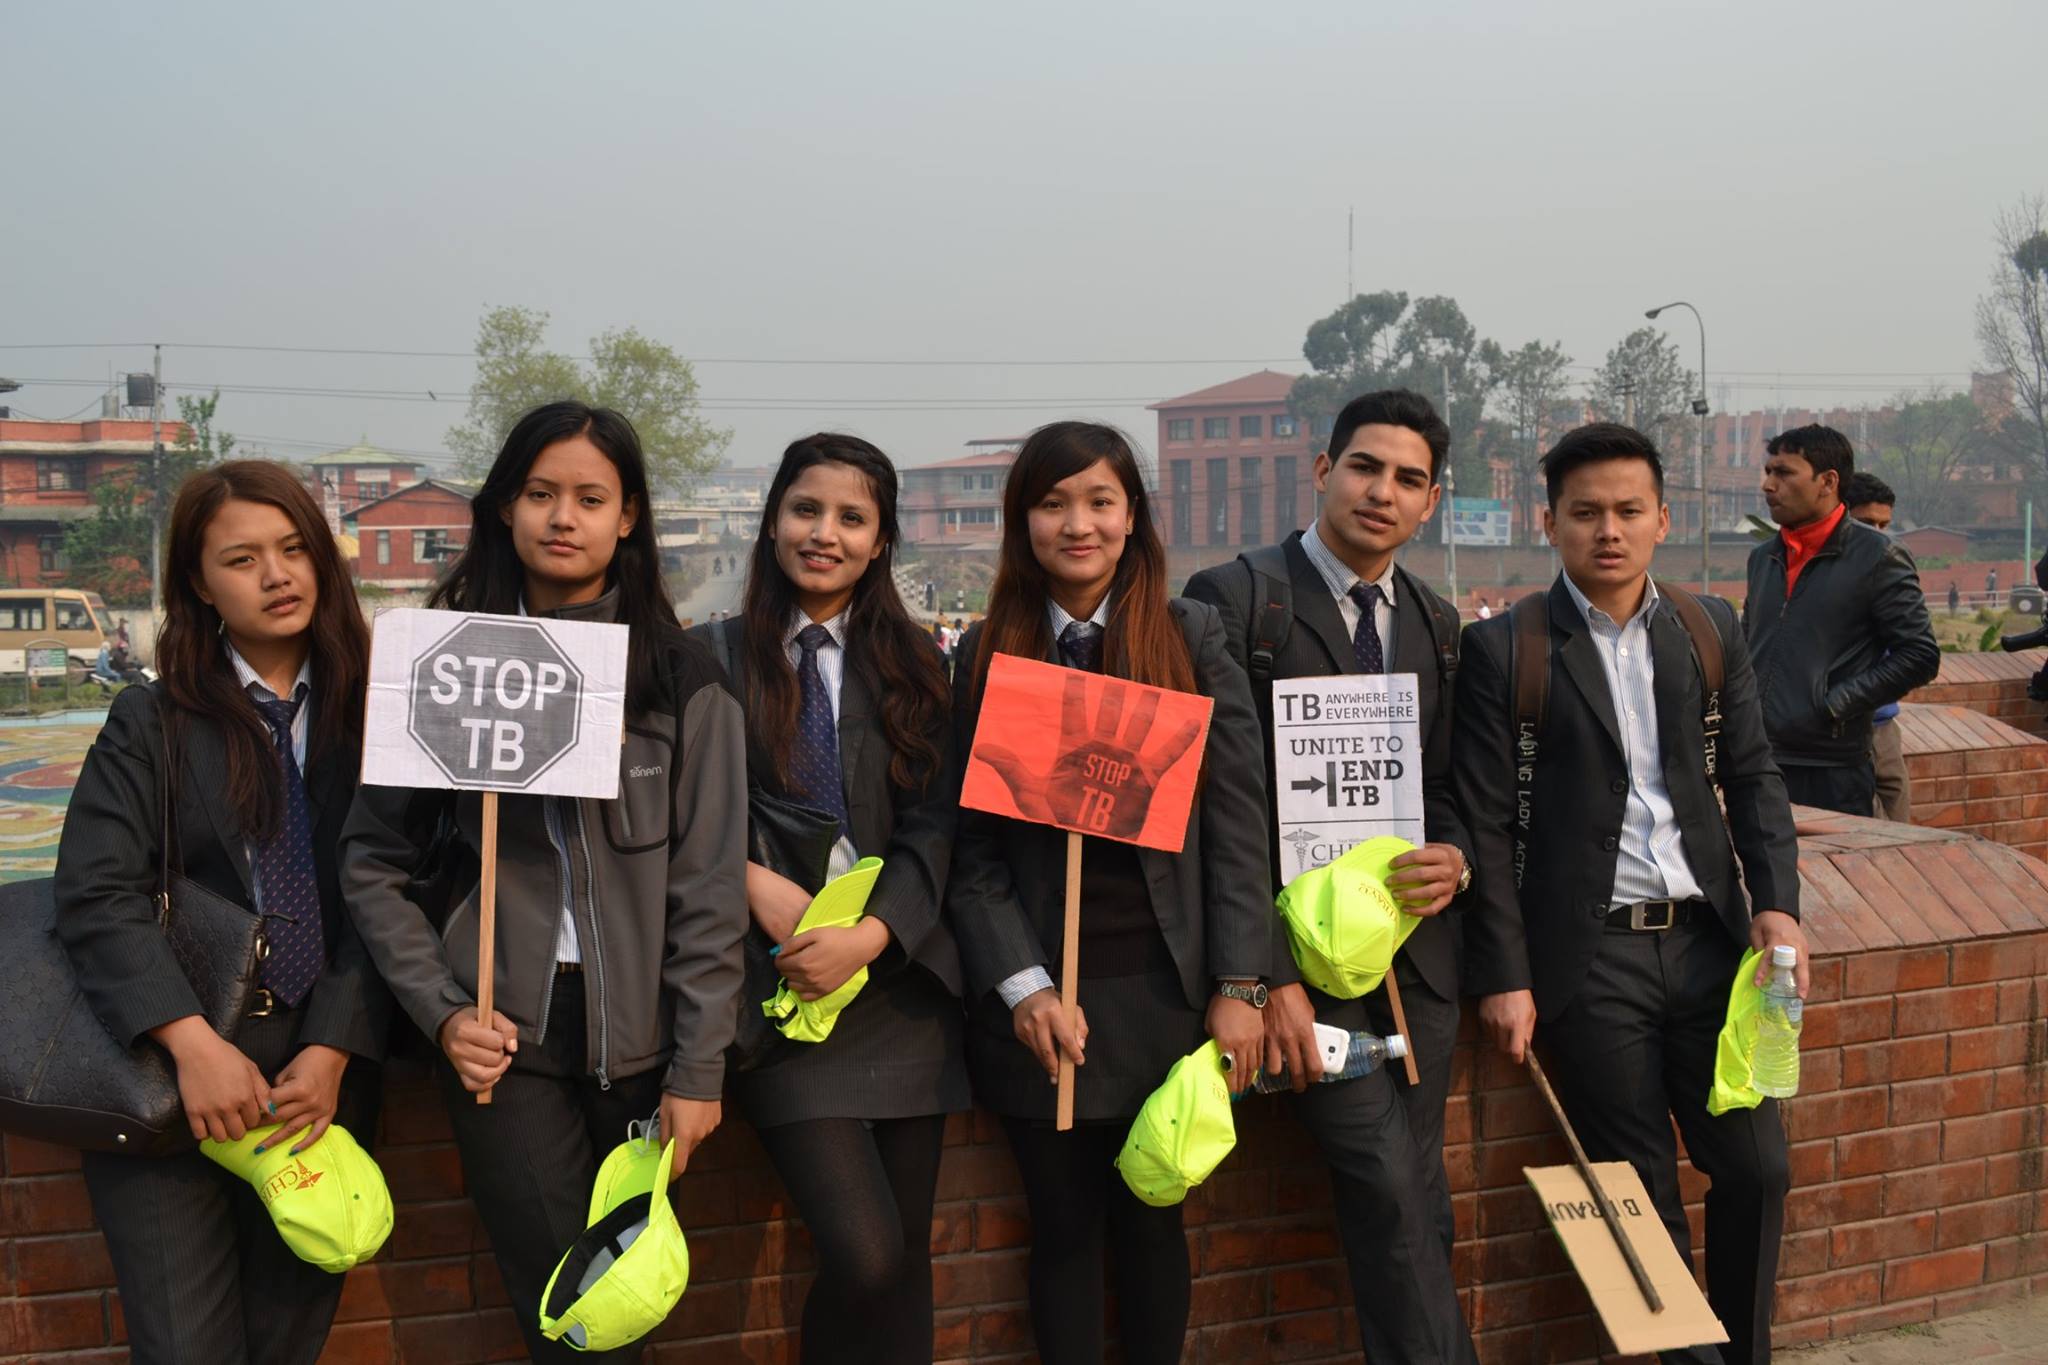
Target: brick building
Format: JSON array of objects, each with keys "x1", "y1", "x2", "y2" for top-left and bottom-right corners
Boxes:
[
  {"x1": 0, "y1": 417, "x2": 187, "y2": 588},
  {"x1": 345, "y1": 479, "x2": 474, "y2": 588},
  {"x1": 1149, "y1": 371, "x2": 1316, "y2": 550},
  {"x1": 899, "y1": 441, "x2": 1018, "y2": 548},
  {"x1": 303, "y1": 442, "x2": 424, "y2": 522}
]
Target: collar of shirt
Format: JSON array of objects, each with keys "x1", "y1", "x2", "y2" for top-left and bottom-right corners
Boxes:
[
  {"x1": 223, "y1": 641, "x2": 312, "y2": 707},
  {"x1": 1046, "y1": 593, "x2": 1111, "y2": 641},
  {"x1": 1301, "y1": 522, "x2": 1398, "y2": 608},
  {"x1": 784, "y1": 609, "x2": 850, "y2": 653},
  {"x1": 1560, "y1": 571, "x2": 1661, "y2": 632},
  {"x1": 1780, "y1": 502, "x2": 1847, "y2": 581}
]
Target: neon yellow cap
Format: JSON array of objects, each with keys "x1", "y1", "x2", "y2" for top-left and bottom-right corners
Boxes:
[
  {"x1": 539, "y1": 1136, "x2": 690, "y2": 1351},
  {"x1": 200, "y1": 1123, "x2": 393, "y2": 1273},
  {"x1": 764, "y1": 856, "x2": 884, "y2": 1044},
  {"x1": 1275, "y1": 836, "x2": 1424, "y2": 999},
  {"x1": 1115, "y1": 1040, "x2": 1238, "y2": 1208},
  {"x1": 1708, "y1": 947, "x2": 1769, "y2": 1116}
]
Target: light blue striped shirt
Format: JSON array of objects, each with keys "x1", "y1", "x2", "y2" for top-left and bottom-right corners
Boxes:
[{"x1": 1558, "y1": 574, "x2": 1704, "y2": 906}]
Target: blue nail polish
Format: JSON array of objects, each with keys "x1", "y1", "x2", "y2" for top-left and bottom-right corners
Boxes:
[
  {"x1": 768, "y1": 944, "x2": 782, "y2": 957},
  {"x1": 267, "y1": 1102, "x2": 277, "y2": 1114},
  {"x1": 252, "y1": 1145, "x2": 265, "y2": 1154}
]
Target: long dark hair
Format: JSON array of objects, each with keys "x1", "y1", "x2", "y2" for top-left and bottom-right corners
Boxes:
[
  {"x1": 430, "y1": 401, "x2": 677, "y2": 716},
  {"x1": 971, "y1": 421, "x2": 1194, "y2": 697},
  {"x1": 742, "y1": 433, "x2": 949, "y2": 790},
  {"x1": 159, "y1": 460, "x2": 368, "y2": 841}
]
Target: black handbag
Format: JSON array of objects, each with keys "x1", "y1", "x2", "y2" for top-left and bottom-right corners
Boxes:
[
  {"x1": 0, "y1": 698, "x2": 267, "y2": 1154},
  {"x1": 727, "y1": 785, "x2": 841, "y2": 1073}
]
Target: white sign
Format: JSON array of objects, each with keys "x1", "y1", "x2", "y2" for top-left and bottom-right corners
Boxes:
[
  {"x1": 1270, "y1": 673, "x2": 1425, "y2": 882},
  {"x1": 361, "y1": 608, "x2": 631, "y2": 799},
  {"x1": 1441, "y1": 497, "x2": 1512, "y2": 547}
]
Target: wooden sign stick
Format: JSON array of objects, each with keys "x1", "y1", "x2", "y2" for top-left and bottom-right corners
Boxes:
[
  {"x1": 475, "y1": 790, "x2": 499, "y2": 1106},
  {"x1": 1056, "y1": 830, "x2": 1083, "y2": 1131},
  {"x1": 1381, "y1": 970, "x2": 1421, "y2": 1086},
  {"x1": 1527, "y1": 1051, "x2": 1662, "y2": 1312}
]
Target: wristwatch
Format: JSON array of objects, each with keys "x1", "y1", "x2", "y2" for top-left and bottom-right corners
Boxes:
[
  {"x1": 1216, "y1": 979, "x2": 1268, "y2": 1009},
  {"x1": 1455, "y1": 853, "x2": 1473, "y2": 896}
]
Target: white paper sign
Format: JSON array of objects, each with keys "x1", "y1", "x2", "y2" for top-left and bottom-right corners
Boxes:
[
  {"x1": 1270, "y1": 673, "x2": 1426, "y2": 882},
  {"x1": 361, "y1": 608, "x2": 631, "y2": 799}
]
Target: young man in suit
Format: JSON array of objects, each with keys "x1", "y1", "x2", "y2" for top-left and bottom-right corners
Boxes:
[
  {"x1": 1185, "y1": 388, "x2": 1476, "y2": 1364},
  {"x1": 1455, "y1": 423, "x2": 1804, "y2": 1365}
]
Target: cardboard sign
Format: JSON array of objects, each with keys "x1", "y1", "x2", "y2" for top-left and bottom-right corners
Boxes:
[
  {"x1": 361, "y1": 608, "x2": 630, "y2": 799},
  {"x1": 1524, "y1": 1162, "x2": 1729, "y2": 1356},
  {"x1": 961, "y1": 653, "x2": 1213, "y2": 853},
  {"x1": 1270, "y1": 673, "x2": 1425, "y2": 881}
]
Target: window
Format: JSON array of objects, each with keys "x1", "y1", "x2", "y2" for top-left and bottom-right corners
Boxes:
[
  {"x1": 38, "y1": 537, "x2": 66, "y2": 575},
  {"x1": 55, "y1": 598, "x2": 92, "y2": 631},
  {"x1": 0, "y1": 602, "x2": 45, "y2": 630},
  {"x1": 962, "y1": 475, "x2": 976, "y2": 491},
  {"x1": 1206, "y1": 458, "x2": 1228, "y2": 545},
  {"x1": 1274, "y1": 415, "x2": 1300, "y2": 439},
  {"x1": 1203, "y1": 417, "x2": 1229, "y2": 441},
  {"x1": 356, "y1": 480, "x2": 389, "y2": 504},
  {"x1": 1240, "y1": 459, "x2": 1263, "y2": 545},
  {"x1": 1275, "y1": 456, "x2": 1299, "y2": 539},
  {"x1": 412, "y1": 530, "x2": 452, "y2": 563},
  {"x1": 1240, "y1": 415, "x2": 1263, "y2": 439},
  {"x1": 980, "y1": 474, "x2": 996, "y2": 490},
  {"x1": 1171, "y1": 461, "x2": 1193, "y2": 542},
  {"x1": 36, "y1": 458, "x2": 84, "y2": 492},
  {"x1": 376, "y1": 530, "x2": 391, "y2": 565},
  {"x1": 1167, "y1": 418, "x2": 1194, "y2": 442}
]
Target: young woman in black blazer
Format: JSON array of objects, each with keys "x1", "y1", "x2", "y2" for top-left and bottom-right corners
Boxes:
[
  {"x1": 54, "y1": 460, "x2": 389, "y2": 1365},
  {"x1": 693, "y1": 433, "x2": 966, "y2": 1365},
  {"x1": 947, "y1": 421, "x2": 1272, "y2": 1365}
]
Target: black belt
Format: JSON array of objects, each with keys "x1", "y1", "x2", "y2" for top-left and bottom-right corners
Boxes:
[{"x1": 1605, "y1": 899, "x2": 1706, "y2": 931}]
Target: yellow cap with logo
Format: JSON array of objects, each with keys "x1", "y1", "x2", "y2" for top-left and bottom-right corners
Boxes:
[
  {"x1": 1115, "y1": 1040, "x2": 1238, "y2": 1208},
  {"x1": 1275, "y1": 835, "x2": 1424, "y2": 999},
  {"x1": 538, "y1": 1133, "x2": 690, "y2": 1351},
  {"x1": 764, "y1": 856, "x2": 884, "y2": 1043},
  {"x1": 200, "y1": 1123, "x2": 393, "y2": 1273}
]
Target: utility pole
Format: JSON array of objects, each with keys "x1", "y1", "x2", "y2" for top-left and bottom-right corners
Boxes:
[
  {"x1": 148, "y1": 344, "x2": 163, "y2": 629},
  {"x1": 1442, "y1": 359, "x2": 1458, "y2": 608},
  {"x1": 1347, "y1": 206, "x2": 1354, "y2": 300}
]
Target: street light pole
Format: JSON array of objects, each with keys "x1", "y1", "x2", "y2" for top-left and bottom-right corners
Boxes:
[
  {"x1": 1442, "y1": 359, "x2": 1458, "y2": 609},
  {"x1": 148, "y1": 344, "x2": 164, "y2": 631},
  {"x1": 1646, "y1": 302, "x2": 1709, "y2": 593}
]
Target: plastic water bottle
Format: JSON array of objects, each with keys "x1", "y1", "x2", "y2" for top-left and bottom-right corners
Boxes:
[
  {"x1": 1248, "y1": 1031, "x2": 1408, "y2": 1094},
  {"x1": 1752, "y1": 945, "x2": 1803, "y2": 1098}
]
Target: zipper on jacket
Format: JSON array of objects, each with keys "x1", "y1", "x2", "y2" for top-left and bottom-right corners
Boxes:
[
  {"x1": 571, "y1": 798, "x2": 612, "y2": 1090},
  {"x1": 535, "y1": 795, "x2": 578, "y2": 1045}
]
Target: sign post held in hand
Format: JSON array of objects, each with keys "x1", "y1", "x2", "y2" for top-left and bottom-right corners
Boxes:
[
  {"x1": 362, "y1": 609, "x2": 630, "y2": 1104},
  {"x1": 961, "y1": 653, "x2": 1214, "y2": 1130}
]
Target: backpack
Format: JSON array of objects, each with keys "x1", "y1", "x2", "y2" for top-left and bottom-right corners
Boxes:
[
  {"x1": 1507, "y1": 582, "x2": 1727, "y2": 889},
  {"x1": 1237, "y1": 542, "x2": 1461, "y2": 695}
]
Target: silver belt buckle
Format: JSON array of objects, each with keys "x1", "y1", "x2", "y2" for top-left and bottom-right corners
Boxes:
[
  {"x1": 247, "y1": 987, "x2": 276, "y2": 1018},
  {"x1": 1630, "y1": 901, "x2": 1676, "y2": 932}
]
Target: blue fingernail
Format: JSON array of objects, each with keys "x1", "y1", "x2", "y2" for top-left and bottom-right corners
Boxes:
[
  {"x1": 768, "y1": 945, "x2": 781, "y2": 957},
  {"x1": 253, "y1": 1145, "x2": 265, "y2": 1154},
  {"x1": 267, "y1": 1102, "x2": 277, "y2": 1114}
]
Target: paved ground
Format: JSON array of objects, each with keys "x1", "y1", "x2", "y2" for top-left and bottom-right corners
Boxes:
[
  {"x1": 1783, "y1": 1295, "x2": 2048, "y2": 1363},
  {"x1": 0, "y1": 719, "x2": 100, "y2": 882}
]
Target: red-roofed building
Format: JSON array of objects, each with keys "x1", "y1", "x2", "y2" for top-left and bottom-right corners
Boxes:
[
  {"x1": 301, "y1": 442, "x2": 424, "y2": 520},
  {"x1": 900, "y1": 440, "x2": 1021, "y2": 546},
  {"x1": 344, "y1": 479, "x2": 475, "y2": 588},
  {"x1": 0, "y1": 417, "x2": 189, "y2": 588},
  {"x1": 1148, "y1": 371, "x2": 1313, "y2": 549}
]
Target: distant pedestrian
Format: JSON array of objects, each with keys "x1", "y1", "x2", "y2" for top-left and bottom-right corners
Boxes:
[
  {"x1": 1747, "y1": 426, "x2": 1939, "y2": 816},
  {"x1": 1988, "y1": 567, "x2": 1999, "y2": 597},
  {"x1": 1476, "y1": 599, "x2": 1493, "y2": 620},
  {"x1": 1948, "y1": 582, "x2": 1961, "y2": 614}
]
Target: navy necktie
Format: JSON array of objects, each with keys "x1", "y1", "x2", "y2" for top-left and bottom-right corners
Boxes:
[
  {"x1": 792, "y1": 625, "x2": 850, "y2": 838},
  {"x1": 1059, "y1": 620, "x2": 1104, "y2": 673},
  {"x1": 252, "y1": 695, "x2": 324, "y2": 1007},
  {"x1": 1349, "y1": 583, "x2": 1386, "y2": 674}
]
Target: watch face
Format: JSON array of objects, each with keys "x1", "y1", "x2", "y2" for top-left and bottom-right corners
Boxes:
[{"x1": 1251, "y1": 983, "x2": 1269, "y2": 1007}]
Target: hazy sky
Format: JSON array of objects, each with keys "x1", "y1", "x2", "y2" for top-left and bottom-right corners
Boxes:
[{"x1": 4, "y1": 0, "x2": 2042, "y2": 478}]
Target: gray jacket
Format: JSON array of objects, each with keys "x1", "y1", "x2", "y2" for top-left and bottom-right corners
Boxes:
[{"x1": 342, "y1": 591, "x2": 749, "y2": 1099}]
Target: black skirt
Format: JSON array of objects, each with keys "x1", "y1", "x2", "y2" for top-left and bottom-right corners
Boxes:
[{"x1": 734, "y1": 958, "x2": 970, "y2": 1129}]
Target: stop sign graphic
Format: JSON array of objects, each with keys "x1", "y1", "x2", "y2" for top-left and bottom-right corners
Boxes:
[{"x1": 407, "y1": 617, "x2": 585, "y2": 789}]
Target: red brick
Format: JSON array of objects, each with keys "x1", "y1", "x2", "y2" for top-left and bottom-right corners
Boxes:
[
  {"x1": 1788, "y1": 1138, "x2": 1835, "y2": 1186},
  {"x1": 1933, "y1": 1277, "x2": 2033, "y2": 1318},
  {"x1": 1943, "y1": 1109, "x2": 2031, "y2": 1159},
  {"x1": 1779, "y1": 1227, "x2": 1830, "y2": 1277},
  {"x1": 1995, "y1": 976, "x2": 2041, "y2": 1023},
  {"x1": 1782, "y1": 1085, "x2": 1887, "y2": 1142},
  {"x1": 390, "y1": 1307, "x2": 533, "y2": 1363},
  {"x1": 1947, "y1": 1023, "x2": 2030, "y2": 1073},
  {"x1": 1187, "y1": 1269, "x2": 1265, "y2": 1325},
  {"x1": 1826, "y1": 1296, "x2": 1935, "y2": 1338},
  {"x1": 1841, "y1": 1035, "x2": 1950, "y2": 1087},
  {"x1": 0, "y1": 1174, "x2": 96, "y2": 1235},
  {"x1": 314, "y1": 1320, "x2": 396, "y2": 1365},
  {"x1": 1888, "y1": 1073, "x2": 1995, "y2": 1125},
  {"x1": 11, "y1": 1290, "x2": 108, "y2": 1352},
  {"x1": 1829, "y1": 1211, "x2": 1935, "y2": 1267},
  {"x1": 1800, "y1": 998, "x2": 1893, "y2": 1048},
  {"x1": 1883, "y1": 1245, "x2": 1985, "y2": 1299},
  {"x1": 1950, "y1": 937, "x2": 2045, "y2": 983},
  {"x1": 1883, "y1": 1160, "x2": 1988, "y2": 1215},
  {"x1": 1786, "y1": 1176, "x2": 1884, "y2": 1232},
  {"x1": 2, "y1": 1135, "x2": 82, "y2": 1176},
  {"x1": 1935, "y1": 1195, "x2": 2027, "y2": 1249},
  {"x1": 7, "y1": 1232, "x2": 112, "y2": 1295},
  {"x1": 1270, "y1": 1261, "x2": 1349, "y2": 1314},
  {"x1": 1773, "y1": 1264, "x2": 1881, "y2": 1320},
  {"x1": 1894, "y1": 983, "x2": 1998, "y2": 1036},
  {"x1": 1843, "y1": 947, "x2": 1950, "y2": 997},
  {"x1": 1837, "y1": 1123, "x2": 1941, "y2": 1178}
]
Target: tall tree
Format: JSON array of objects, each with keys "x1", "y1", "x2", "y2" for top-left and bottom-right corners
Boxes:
[
  {"x1": 1975, "y1": 195, "x2": 2048, "y2": 478},
  {"x1": 61, "y1": 390, "x2": 234, "y2": 602},
  {"x1": 1867, "y1": 390, "x2": 1985, "y2": 528},
  {"x1": 1587, "y1": 327, "x2": 1696, "y2": 463},
  {"x1": 446, "y1": 305, "x2": 731, "y2": 498},
  {"x1": 1492, "y1": 339, "x2": 1575, "y2": 540}
]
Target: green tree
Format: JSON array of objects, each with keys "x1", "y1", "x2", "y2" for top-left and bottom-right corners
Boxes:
[
  {"x1": 446, "y1": 305, "x2": 730, "y2": 498},
  {"x1": 1587, "y1": 327, "x2": 1696, "y2": 462},
  {"x1": 61, "y1": 390, "x2": 234, "y2": 601},
  {"x1": 1868, "y1": 390, "x2": 1985, "y2": 528},
  {"x1": 1491, "y1": 340, "x2": 1576, "y2": 539}
]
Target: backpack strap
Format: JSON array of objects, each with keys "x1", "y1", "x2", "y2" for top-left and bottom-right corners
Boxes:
[
  {"x1": 1655, "y1": 581, "x2": 1727, "y2": 786},
  {"x1": 1398, "y1": 565, "x2": 1461, "y2": 697},
  {"x1": 1238, "y1": 543, "x2": 1295, "y2": 686},
  {"x1": 1508, "y1": 592, "x2": 1550, "y2": 890}
]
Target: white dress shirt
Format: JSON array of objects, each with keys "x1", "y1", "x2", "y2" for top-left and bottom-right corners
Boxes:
[
  {"x1": 1300, "y1": 522, "x2": 1398, "y2": 665},
  {"x1": 1558, "y1": 574, "x2": 1705, "y2": 906}
]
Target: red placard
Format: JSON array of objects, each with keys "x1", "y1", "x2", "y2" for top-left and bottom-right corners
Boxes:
[{"x1": 961, "y1": 653, "x2": 1213, "y2": 853}]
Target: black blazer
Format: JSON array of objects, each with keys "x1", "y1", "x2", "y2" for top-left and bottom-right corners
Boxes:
[
  {"x1": 1452, "y1": 579, "x2": 1800, "y2": 1020},
  {"x1": 944, "y1": 598, "x2": 1272, "y2": 1011},
  {"x1": 691, "y1": 619, "x2": 964, "y2": 997},
  {"x1": 1182, "y1": 533, "x2": 1471, "y2": 1002},
  {"x1": 54, "y1": 682, "x2": 391, "y2": 1060}
]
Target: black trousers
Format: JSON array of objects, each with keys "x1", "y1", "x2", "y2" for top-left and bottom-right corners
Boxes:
[
  {"x1": 1779, "y1": 760, "x2": 1876, "y2": 819},
  {"x1": 440, "y1": 974, "x2": 668, "y2": 1365},
  {"x1": 1363, "y1": 952, "x2": 1460, "y2": 1259},
  {"x1": 80, "y1": 1009, "x2": 382, "y2": 1365},
  {"x1": 1541, "y1": 919, "x2": 1790, "y2": 1365},
  {"x1": 1001, "y1": 1116, "x2": 1190, "y2": 1365},
  {"x1": 754, "y1": 1115, "x2": 946, "y2": 1365}
]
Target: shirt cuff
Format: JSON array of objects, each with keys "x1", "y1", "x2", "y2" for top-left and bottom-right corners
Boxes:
[{"x1": 996, "y1": 965, "x2": 1055, "y2": 1009}]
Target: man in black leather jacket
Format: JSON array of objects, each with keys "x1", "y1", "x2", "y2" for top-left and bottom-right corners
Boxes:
[{"x1": 1745, "y1": 425, "x2": 1940, "y2": 815}]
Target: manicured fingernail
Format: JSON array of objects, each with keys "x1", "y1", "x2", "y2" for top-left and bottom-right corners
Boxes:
[
  {"x1": 768, "y1": 944, "x2": 781, "y2": 957},
  {"x1": 253, "y1": 1145, "x2": 265, "y2": 1154},
  {"x1": 267, "y1": 1102, "x2": 277, "y2": 1114}
]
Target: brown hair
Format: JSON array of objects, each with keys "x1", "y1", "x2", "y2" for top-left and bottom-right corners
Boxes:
[
  {"x1": 158, "y1": 460, "x2": 368, "y2": 841},
  {"x1": 971, "y1": 421, "x2": 1194, "y2": 698}
]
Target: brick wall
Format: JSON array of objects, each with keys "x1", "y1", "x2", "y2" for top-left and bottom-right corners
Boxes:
[
  {"x1": 1897, "y1": 703, "x2": 2048, "y2": 859},
  {"x1": 6, "y1": 820, "x2": 2045, "y2": 1363},
  {"x1": 1909, "y1": 650, "x2": 2048, "y2": 742}
]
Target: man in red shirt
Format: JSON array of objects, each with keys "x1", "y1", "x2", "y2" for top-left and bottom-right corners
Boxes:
[{"x1": 1743, "y1": 426, "x2": 1939, "y2": 815}]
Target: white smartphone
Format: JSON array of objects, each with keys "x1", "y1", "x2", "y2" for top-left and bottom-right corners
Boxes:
[{"x1": 1312, "y1": 1022, "x2": 1351, "y2": 1074}]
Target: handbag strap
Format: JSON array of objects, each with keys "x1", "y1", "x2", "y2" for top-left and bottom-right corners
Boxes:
[{"x1": 152, "y1": 687, "x2": 184, "y2": 923}]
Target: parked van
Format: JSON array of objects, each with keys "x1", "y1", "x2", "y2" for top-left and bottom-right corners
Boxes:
[{"x1": 0, "y1": 589, "x2": 113, "y2": 677}]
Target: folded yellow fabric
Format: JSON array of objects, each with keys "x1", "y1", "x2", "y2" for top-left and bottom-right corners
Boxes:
[{"x1": 764, "y1": 856, "x2": 885, "y2": 1043}]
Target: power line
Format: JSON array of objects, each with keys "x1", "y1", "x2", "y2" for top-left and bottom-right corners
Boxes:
[{"x1": 0, "y1": 341, "x2": 1306, "y2": 366}]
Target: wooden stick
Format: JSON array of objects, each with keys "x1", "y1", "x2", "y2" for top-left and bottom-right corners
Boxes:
[
  {"x1": 1382, "y1": 969, "x2": 1421, "y2": 1086},
  {"x1": 475, "y1": 790, "x2": 499, "y2": 1106},
  {"x1": 1055, "y1": 830, "x2": 1083, "y2": 1131},
  {"x1": 1526, "y1": 1052, "x2": 1662, "y2": 1313}
]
